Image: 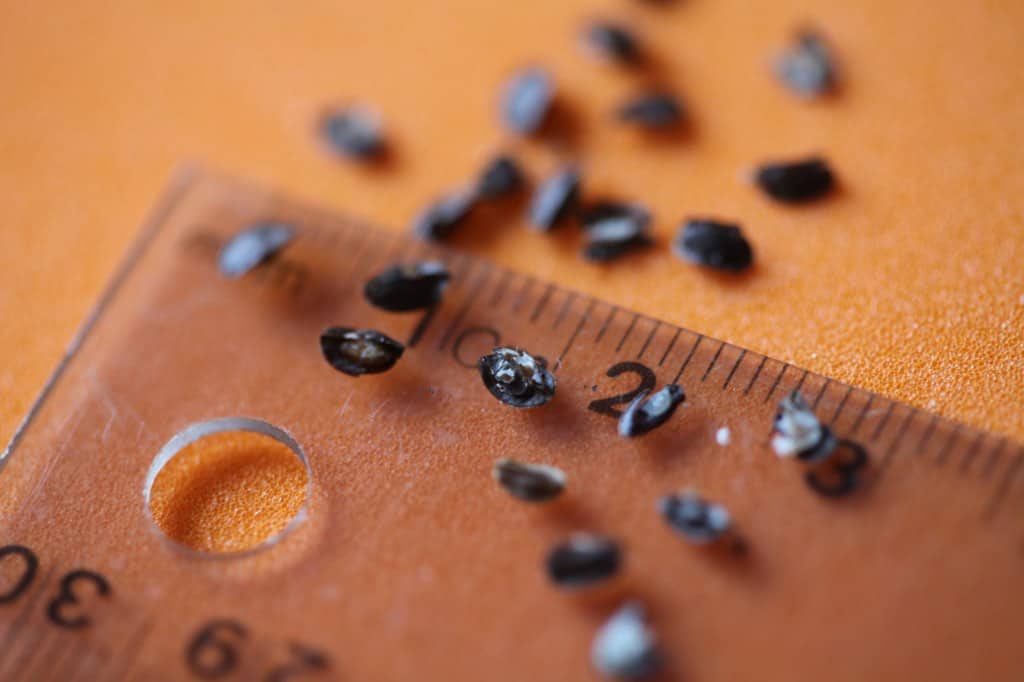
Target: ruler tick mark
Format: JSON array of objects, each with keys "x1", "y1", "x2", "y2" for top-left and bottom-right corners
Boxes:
[
  {"x1": 851, "y1": 394, "x2": 874, "y2": 434},
  {"x1": 595, "y1": 306, "x2": 619, "y2": 344},
  {"x1": 672, "y1": 335, "x2": 703, "y2": 383},
  {"x1": 658, "y1": 328, "x2": 681, "y2": 367},
  {"x1": 552, "y1": 292, "x2": 577, "y2": 329},
  {"x1": 437, "y1": 263, "x2": 487, "y2": 351},
  {"x1": 879, "y1": 408, "x2": 915, "y2": 470},
  {"x1": 700, "y1": 341, "x2": 725, "y2": 382},
  {"x1": 722, "y1": 349, "x2": 747, "y2": 389},
  {"x1": 616, "y1": 313, "x2": 639, "y2": 352},
  {"x1": 915, "y1": 413, "x2": 940, "y2": 454},
  {"x1": 489, "y1": 271, "x2": 515, "y2": 306},
  {"x1": 811, "y1": 378, "x2": 831, "y2": 410},
  {"x1": 744, "y1": 356, "x2": 768, "y2": 395},
  {"x1": 510, "y1": 277, "x2": 534, "y2": 313},
  {"x1": 984, "y1": 451, "x2": 1024, "y2": 522},
  {"x1": 828, "y1": 385, "x2": 853, "y2": 425},
  {"x1": 530, "y1": 283, "x2": 556, "y2": 323},
  {"x1": 556, "y1": 299, "x2": 597, "y2": 369},
  {"x1": 980, "y1": 438, "x2": 1008, "y2": 479},
  {"x1": 958, "y1": 431, "x2": 987, "y2": 475},
  {"x1": 763, "y1": 363, "x2": 789, "y2": 404},
  {"x1": 637, "y1": 321, "x2": 661, "y2": 360},
  {"x1": 870, "y1": 401, "x2": 896, "y2": 440},
  {"x1": 935, "y1": 424, "x2": 961, "y2": 466}
]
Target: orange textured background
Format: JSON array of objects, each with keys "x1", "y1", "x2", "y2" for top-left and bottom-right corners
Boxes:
[{"x1": 0, "y1": 0, "x2": 1021, "y2": 448}]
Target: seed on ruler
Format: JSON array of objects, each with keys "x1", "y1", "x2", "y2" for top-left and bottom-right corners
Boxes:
[
  {"x1": 218, "y1": 222, "x2": 295, "y2": 278},
  {"x1": 618, "y1": 385, "x2": 685, "y2": 437},
  {"x1": 363, "y1": 261, "x2": 450, "y2": 312},
  {"x1": 775, "y1": 29, "x2": 836, "y2": 99},
  {"x1": 319, "y1": 106, "x2": 385, "y2": 159},
  {"x1": 616, "y1": 92, "x2": 684, "y2": 129},
  {"x1": 546, "y1": 533, "x2": 621, "y2": 588},
  {"x1": 412, "y1": 190, "x2": 478, "y2": 241},
  {"x1": 582, "y1": 202, "x2": 652, "y2": 262},
  {"x1": 658, "y1": 490, "x2": 733, "y2": 544},
  {"x1": 771, "y1": 390, "x2": 838, "y2": 461},
  {"x1": 583, "y1": 21, "x2": 641, "y2": 65},
  {"x1": 476, "y1": 154, "x2": 526, "y2": 200},
  {"x1": 479, "y1": 346, "x2": 557, "y2": 408},
  {"x1": 755, "y1": 156, "x2": 835, "y2": 203},
  {"x1": 320, "y1": 327, "x2": 405, "y2": 376},
  {"x1": 673, "y1": 219, "x2": 753, "y2": 272},
  {"x1": 501, "y1": 66, "x2": 555, "y2": 135},
  {"x1": 529, "y1": 166, "x2": 581, "y2": 231},
  {"x1": 493, "y1": 458, "x2": 566, "y2": 502},
  {"x1": 591, "y1": 602, "x2": 661, "y2": 680}
]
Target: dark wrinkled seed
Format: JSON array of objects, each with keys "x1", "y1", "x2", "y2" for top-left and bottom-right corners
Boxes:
[
  {"x1": 546, "y1": 534, "x2": 621, "y2": 588},
  {"x1": 617, "y1": 93, "x2": 683, "y2": 129},
  {"x1": 363, "y1": 261, "x2": 450, "y2": 312},
  {"x1": 320, "y1": 107, "x2": 384, "y2": 159},
  {"x1": 218, "y1": 222, "x2": 295, "y2": 278},
  {"x1": 502, "y1": 67, "x2": 555, "y2": 135},
  {"x1": 618, "y1": 384, "x2": 685, "y2": 437},
  {"x1": 776, "y1": 30, "x2": 836, "y2": 98},
  {"x1": 583, "y1": 22, "x2": 641, "y2": 64},
  {"x1": 771, "y1": 390, "x2": 838, "y2": 461},
  {"x1": 320, "y1": 327, "x2": 404, "y2": 376},
  {"x1": 477, "y1": 154, "x2": 526, "y2": 200},
  {"x1": 412, "y1": 190, "x2": 478, "y2": 241},
  {"x1": 591, "y1": 602, "x2": 661, "y2": 680},
  {"x1": 479, "y1": 346, "x2": 557, "y2": 408},
  {"x1": 673, "y1": 219, "x2": 753, "y2": 272},
  {"x1": 529, "y1": 166, "x2": 581, "y2": 231},
  {"x1": 755, "y1": 156, "x2": 835, "y2": 203},
  {"x1": 493, "y1": 458, "x2": 566, "y2": 502},
  {"x1": 582, "y1": 202, "x2": 652, "y2": 262},
  {"x1": 658, "y1": 491, "x2": 732, "y2": 544}
]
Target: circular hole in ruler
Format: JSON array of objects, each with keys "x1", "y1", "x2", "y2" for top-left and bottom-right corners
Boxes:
[{"x1": 144, "y1": 418, "x2": 311, "y2": 556}]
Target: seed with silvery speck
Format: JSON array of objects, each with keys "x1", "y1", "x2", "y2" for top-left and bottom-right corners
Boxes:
[
  {"x1": 501, "y1": 67, "x2": 555, "y2": 135},
  {"x1": 529, "y1": 166, "x2": 581, "y2": 231},
  {"x1": 755, "y1": 157, "x2": 835, "y2": 203},
  {"x1": 658, "y1": 490, "x2": 732, "y2": 544},
  {"x1": 476, "y1": 154, "x2": 526, "y2": 200},
  {"x1": 616, "y1": 92, "x2": 684, "y2": 129},
  {"x1": 479, "y1": 347, "x2": 557, "y2": 408},
  {"x1": 618, "y1": 385, "x2": 685, "y2": 437},
  {"x1": 319, "y1": 106, "x2": 384, "y2": 159},
  {"x1": 320, "y1": 327, "x2": 404, "y2": 376},
  {"x1": 411, "y1": 190, "x2": 478, "y2": 242},
  {"x1": 493, "y1": 458, "x2": 566, "y2": 502},
  {"x1": 581, "y1": 202, "x2": 652, "y2": 262},
  {"x1": 218, "y1": 222, "x2": 295, "y2": 278},
  {"x1": 775, "y1": 29, "x2": 836, "y2": 99},
  {"x1": 363, "y1": 261, "x2": 450, "y2": 312},
  {"x1": 771, "y1": 390, "x2": 837, "y2": 461},
  {"x1": 673, "y1": 219, "x2": 753, "y2": 272},
  {"x1": 591, "y1": 602, "x2": 661, "y2": 680},
  {"x1": 583, "y1": 22, "x2": 641, "y2": 65},
  {"x1": 546, "y1": 534, "x2": 621, "y2": 588}
]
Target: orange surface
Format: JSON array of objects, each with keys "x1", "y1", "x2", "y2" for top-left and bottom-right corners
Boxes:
[{"x1": 0, "y1": 0, "x2": 1022, "y2": 455}]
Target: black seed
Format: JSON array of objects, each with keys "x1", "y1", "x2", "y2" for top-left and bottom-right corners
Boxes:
[
  {"x1": 673, "y1": 219, "x2": 753, "y2": 272},
  {"x1": 478, "y1": 346, "x2": 557, "y2": 409},
  {"x1": 581, "y1": 202, "x2": 652, "y2": 262},
  {"x1": 319, "y1": 107, "x2": 384, "y2": 159},
  {"x1": 618, "y1": 384, "x2": 685, "y2": 437},
  {"x1": 658, "y1": 490, "x2": 732, "y2": 544},
  {"x1": 771, "y1": 390, "x2": 837, "y2": 461},
  {"x1": 363, "y1": 261, "x2": 450, "y2": 312},
  {"x1": 218, "y1": 222, "x2": 295, "y2": 278},
  {"x1": 591, "y1": 602, "x2": 661, "y2": 680},
  {"x1": 529, "y1": 166, "x2": 581, "y2": 231},
  {"x1": 775, "y1": 30, "x2": 836, "y2": 99},
  {"x1": 617, "y1": 93, "x2": 684, "y2": 129},
  {"x1": 501, "y1": 67, "x2": 555, "y2": 135},
  {"x1": 411, "y1": 190, "x2": 478, "y2": 241},
  {"x1": 493, "y1": 458, "x2": 566, "y2": 502},
  {"x1": 477, "y1": 154, "x2": 526, "y2": 200},
  {"x1": 755, "y1": 157, "x2": 834, "y2": 203},
  {"x1": 583, "y1": 22, "x2": 641, "y2": 65},
  {"x1": 320, "y1": 327, "x2": 404, "y2": 376},
  {"x1": 546, "y1": 534, "x2": 621, "y2": 588}
]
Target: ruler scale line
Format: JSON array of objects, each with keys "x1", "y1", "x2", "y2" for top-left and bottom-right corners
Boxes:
[
  {"x1": 552, "y1": 292, "x2": 577, "y2": 329},
  {"x1": 436, "y1": 261, "x2": 486, "y2": 351},
  {"x1": 870, "y1": 401, "x2": 897, "y2": 440},
  {"x1": 980, "y1": 438, "x2": 1008, "y2": 479},
  {"x1": 829, "y1": 385, "x2": 854, "y2": 425},
  {"x1": 671, "y1": 335, "x2": 703, "y2": 384},
  {"x1": 555, "y1": 299, "x2": 597, "y2": 369},
  {"x1": 810, "y1": 378, "x2": 831, "y2": 410},
  {"x1": 763, "y1": 363, "x2": 789, "y2": 404},
  {"x1": 743, "y1": 356, "x2": 768, "y2": 396},
  {"x1": 657, "y1": 328, "x2": 681, "y2": 367},
  {"x1": 616, "y1": 313, "x2": 640, "y2": 353},
  {"x1": 637, "y1": 321, "x2": 661, "y2": 360},
  {"x1": 722, "y1": 349, "x2": 747, "y2": 389},
  {"x1": 530, "y1": 283, "x2": 556, "y2": 323},
  {"x1": 878, "y1": 408, "x2": 916, "y2": 470},
  {"x1": 935, "y1": 424, "x2": 962, "y2": 466},
  {"x1": 957, "y1": 431, "x2": 987, "y2": 475},
  {"x1": 700, "y1": 341, "x2": 725, "y2": 382},
  {"x1": 594, "y1": 306, "x2": 619, "y2": 344},
  {"x1": 984, "y1": 451, "x2": 1024, "y2": 521}
]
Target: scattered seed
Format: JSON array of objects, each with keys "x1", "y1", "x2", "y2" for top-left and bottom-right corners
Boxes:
[
  {"x1": 658, "y1": 490, "x2": 732, "y2": 544},
  {"x1": 218, "y1": 222, "x2": 295, "y2": 278},
  {"x1": 529, "y1": 166, "x2": 581, "y2": 231},
  {"x1": 320, "y1": 327, "x2": 404, "y2": 376},
  {"x1": 755, "y1": 156, "x2": 835, "y2": 203},
  {"x1": 591, "y1": 602, "x2": 661, "y2": 680},
  {"x1": 618, "y1": 385, "x2": 685, "y2": 437},
  {"x1": 771, "y1": 390, "x2": 837, "y2": 461},
  {"x1": 617, "y1": 93, "x2": 684, "y2": 129},
  {"x1": 775, "y1": 29, "x2": 836, "y2": 99},
  {"x1": 582, "y1": 202, "x2": 653, "y2": 262},
  {"x1": 493, "y1": 458, "x2": 566, "y2": 502},
  {"x1": 715, "y1": 426, "x2": 732, "y2": 446},
  {"x1": 583, "y1": 22, "x2": 641, "y2": 65},
  {"x1": 363, "y1": 261, "x2": 450, "y2": 312},
  {"x1": 319, "y1": 106, "x2": 384, "y2": 159},
  {"x1": 673, "y1": 219, "x2": 753, "y2": 272},
  {"x1": 502, "y1": 67, "x2": 555, "y2": 135},
  {"x1": 476, "y1": 154, "x2": 526, "y2": 200},
  {"x1": 546, "y1": 534, "x2": 621, "y2": 588},
  {"x1": 412, "y1": 190, "x2": 478, "y2": 241},
  {"x1": 479, "y1": 346, "x2": 557, "y2": 408}
]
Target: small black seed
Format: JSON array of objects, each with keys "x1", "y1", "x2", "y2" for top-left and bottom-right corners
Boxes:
[
  {"x1": 493, "y1": 458, "x2": 566, "y2": 502},
  {"x1": 618, "y1": 384, "x2": 685, "y2": 437},
  {"x1": 755, "y1": 157, "x2": 835, "y2": 203},
  {"x1": 319, "y1": 107, "x2": 384, "y2": 159},
  {"x1": 658, "y1": 490, "x2": 732, "y2": 544},
  {"x1": 363, "y1": 261, "x2": 450, "y2": 312},
  {"x1": 320, "y1": 327, "x2": 404, "y2": 376},
  {"x1": 581, "y1": 202, "x2": 652, "y2": 262},
  {"x1": 771, "y1": 390, "x2": 837, "y2": 461},
  {"x1": 502, "y1": 67, "x2": 555, "y2": 135},
  {"x1": 476, "y1": 154, "x2": 526, "y2": 200},
  {"x1": 616, "y1": 93, "x2": 683, "y2": 129},
  {"x1": 591, "y1": 602, "x2": 661, "y2": 680},
  {"x1": 776, "y1": 30, "x2": 836, "y2": 99},
  {"x1": 546, "y1": 534, "x2": 621, "y2": 588},
  {"x1": 673, "y1": 219, "x2": 753, "y2": 272},
  {"x1": 411, "y1": 190, "x2": 478, "y2": 241},
  {"x1": 218, "y1": 222, "x2": 295, "y2": 278},
  {"x1": 529, "y1": 166, "x2": 581, "y2": 231},
  {"x1": 583, "y1": 22, "x2": 641, "y2": 65},
  {"x1": 478, "y1": 346, "x2": 557, "y2": 409}
]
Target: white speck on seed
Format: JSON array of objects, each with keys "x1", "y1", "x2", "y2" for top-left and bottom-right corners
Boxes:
[{"x1": 716, "y1": 427, "x2": 731, "y2": 446}]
